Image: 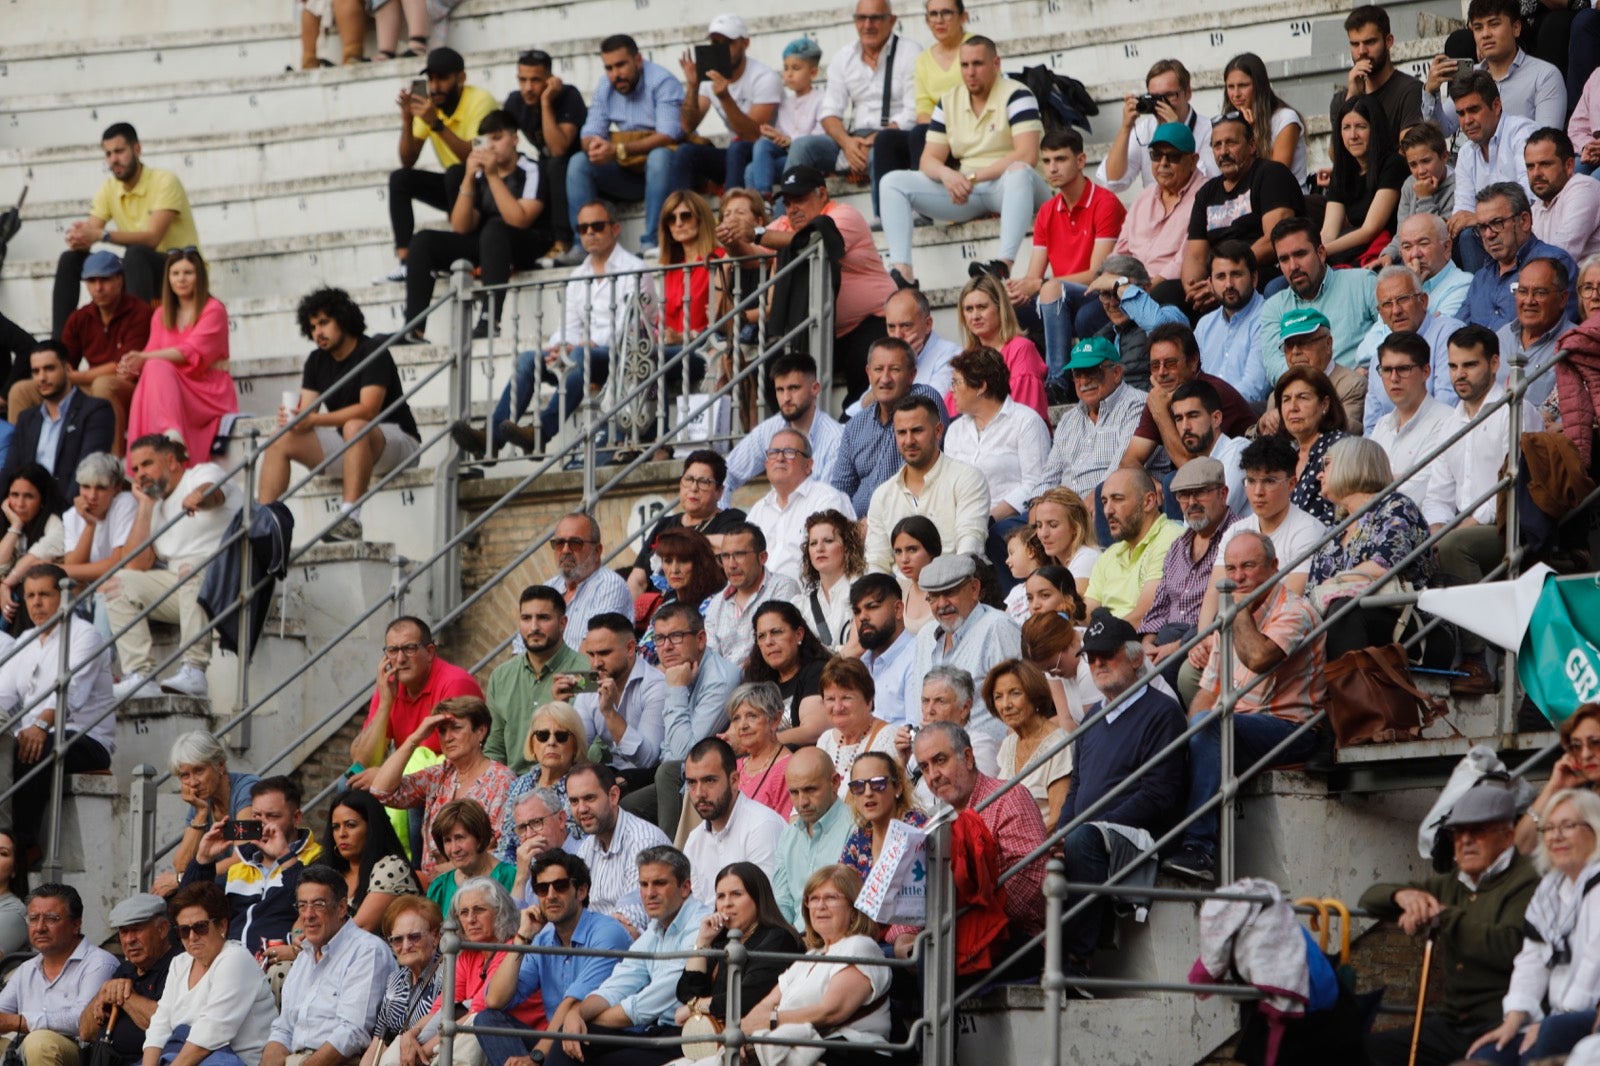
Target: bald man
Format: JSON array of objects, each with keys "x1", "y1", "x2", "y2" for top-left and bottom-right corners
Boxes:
[{"x1": 771, "y1": 748, "x2": 852, "y2": 923}]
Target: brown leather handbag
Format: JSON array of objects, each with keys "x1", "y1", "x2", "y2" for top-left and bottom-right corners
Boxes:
[{"x1": 1323, "y1": 643, "x2": 1451, "y2": 747}]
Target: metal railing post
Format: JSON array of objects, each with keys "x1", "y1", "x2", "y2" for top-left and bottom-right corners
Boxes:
[
  {"x1": 128, "y1": 764, "x2": 156, "y2": 895},
  {"x1": 41, "y1": 576, "x2": 75, "y2": 884},
  {"x1": 437, "y1": 259, "x2": 474, "y2": 621},
  {"x1": 922, "y1": 817, "x2": 954, "y2": 1066},
  {"x1": 1502, "y1": 351, "x2": 1526, "y2": 737},
  {"x1": 1043, "y1": 858, "x2": 1067, "y2": 1066},
  {"x1": 582, "y1": 392, "x2": 598, "y2": 508},
  {"x1": 233, "y1": 429, "x2": 259, "y2": 753},
  {"x1": 438, "y1": 911, "x2": 460, "y2": 1066},
  {"x1": 390, "y1": 554, "x2": 411, "y2": 618},
  {"x1": 1216, "y1": 577, "x2": 1238, "y2": 887},
  {"x1": 721, "y1": 926, "x2": 745, "y2": 1066}
]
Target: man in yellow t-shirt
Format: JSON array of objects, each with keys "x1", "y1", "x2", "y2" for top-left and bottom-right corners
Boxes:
[
  {"x1": 384, "y1": 47, "x2": 496, "y2": 282},
  {"x1": 52, "y1": 121, "x2": 199, "y2": 338}
]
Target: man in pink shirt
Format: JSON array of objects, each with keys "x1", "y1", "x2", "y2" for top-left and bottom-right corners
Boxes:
[
  {"x1": 1113, "y1": 123, "x2": 1206, "y2": 307},
  {"x1": 721, "y1": 164, "x2": 896, "y2": 398}
]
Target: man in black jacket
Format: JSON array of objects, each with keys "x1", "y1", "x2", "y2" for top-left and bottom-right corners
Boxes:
[{"x1": 1, "y1": 341, "x2": 115, "y2": 509}]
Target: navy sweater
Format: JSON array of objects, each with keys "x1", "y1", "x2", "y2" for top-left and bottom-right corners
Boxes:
[{"x1": 1056, "y1": 686, "x2": 1187, "y2": 837}]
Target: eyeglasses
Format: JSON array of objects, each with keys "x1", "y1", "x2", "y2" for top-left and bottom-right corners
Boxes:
[
  {"x1": 853, "y1": 12, "x2": 891, "y2": 22},
  {"x1": 534, "y1": 877, "x2": 574, "y2": 896},
  {"x1": 388, "y1": 930, "x2": 429, "y2": 947},
  {"x1": 1376, "y1": 293, "x2": 1422, "y2": 313},
  {"x1": 515, "y1": 812, "x2": 562, "y2": 834},
  {"x1": 575, "y1": 221, "x2": 612, "y2": 235},
  {"x1": 550, "y1": 537, "x2": 596, "y2": 551},
  {"x1": 532, "y1": 729, "x2": 573, "y2": 745},
  {"x1": 1541, "y1": 821, "x2": 1594, "y2": 837},
  {"x1": 714, "y1": 549, "x2": 754, "y2": 563},
  {"x1": 654, "y1": 630, "x2": 696, "y2": 647},
  {"x1": 765, "y1": 447, "x2": 810, "y2": 460},
  {"x1": 294, "y1": 899, "x2": 336, "y2": 913},
  {"x1": 25, "y1": 913, "x2": 65, "y2": 926},
  {"x1": 1377, "y1": 364, "x2": 1421, "y2": 378},
  {"x1": 1478, "y1": 214, "x2": 1519, "y2": 234},
  {"x1": 847, "y1": 775, "x2": 891, "y2": 795},
  {"x1": 807, "y1": 891, "x2": 849, "y2": 906},
  {"x1": 175, "y1": 920, "x2": 214, "y2": 940},
  {"x1": 1567, "y1": 736, "x2": 1600, "y2": 753},
  {"x1": 383, "y1": 642, "x2": 427, "y2": 657},
  {"x1": 680, "y1": 474, "x2": 719, "y2": 489},
  {"x1": 1581, "y1": 283, "x2": 1600, "y2": 297}
]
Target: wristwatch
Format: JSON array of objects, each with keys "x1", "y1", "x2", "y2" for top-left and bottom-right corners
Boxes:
[
  {"x1": 769, "y1": 1009, "x2": 780, "y2": 1031},
  {"x1": 753, "y1": 225, "x2": 767, "y2": 241}
]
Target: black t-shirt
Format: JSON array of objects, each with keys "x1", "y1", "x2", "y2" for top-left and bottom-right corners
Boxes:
[
  {"x1": 472, "y1": 155, "x2": 542, "y2": 224},
  {"x1": 1330, "y1": 152, "x2": 1407, "y2": 232},
  {"x1": 1329, "y1": 71, "x2": 1424, "y2": 156},
  {"x1": 502, "y1": 87, "x2": 588, "y2": 157},
  {"x1": 109, "y1": 947, "x2": 179, "y2": 1058},
  {"x1": 774, "y1": 659, "x2": 825, "y2": 730},
  {"x1": 302, "y1": 335, "x2": 421, "y2": 441},
  {"x1": 630, "y1": 508, "x2": 749, "y2": 575},
  {"x1": 1188, "y1": 160, "x2": 1307, "y2": 279}
]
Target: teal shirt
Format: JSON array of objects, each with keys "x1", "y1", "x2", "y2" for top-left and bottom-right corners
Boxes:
[
  {"x1": 425, "y1": 861, "x2": 518, "y2": 913},
  {"x1": 484, "y1": 643, "x2": 590, "y2": 773},
  {"x1": 1256, "y1": 265, "x2": 1380, "y2": 382},
  {"x1": 773, "y1": 800, "x2": 855, "y2": 925}
]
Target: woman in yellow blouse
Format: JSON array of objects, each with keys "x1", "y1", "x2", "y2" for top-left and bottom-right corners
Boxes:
[{"x1": 868, "y1": 0, "x2": 971, "y2": 215}]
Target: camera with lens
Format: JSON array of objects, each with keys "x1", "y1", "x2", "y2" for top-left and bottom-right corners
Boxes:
[{"x1": 1135, "y1": 94, "x2": 1160, "y2": 115}]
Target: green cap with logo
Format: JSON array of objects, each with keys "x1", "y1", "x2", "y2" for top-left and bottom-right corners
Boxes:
[
  {"x1": 1279, "y1": 307, "x2": 1332, "y2": 341},
  {"x1": 1065, "y1": 336, "x2": 1120, "y2": 370}
]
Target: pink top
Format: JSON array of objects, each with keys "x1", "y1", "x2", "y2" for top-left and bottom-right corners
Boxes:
[
  {"x1": 125, "y1": 297, "x2": 238, "y2": 464},
  {"x1": 1570, "y1": 65, "x2": 1600, "y2": 148},
  {"x1": 946, "y1": 335, "x2": 1048, "y2": 424},
  {"x1": 737, "y1": 749, "x2": 793, "y2": 820},
  {"x1": 769, "y1": 201, "x2": 896, "y2": 336}
]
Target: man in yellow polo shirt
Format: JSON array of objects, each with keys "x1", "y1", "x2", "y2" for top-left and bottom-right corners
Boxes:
[
  {"x1": 383, "y1": 47, "x2": 496, "y2": 283},
  {"x1": 52, "y1": 121, "x2": 198, "y2": 338},
  {"x1": 877, "y1": 35, "x2": 1051, "y2": 286},
  {"x1": 1083, "y1": 466, "x2": 1182, "y2": 627}
]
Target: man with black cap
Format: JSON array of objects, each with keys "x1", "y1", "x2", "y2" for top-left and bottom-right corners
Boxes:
[
  {"x1": 77, "y1": 893, "x2": 177, "y2": 1065},
  {"x1": 719, "y1": 164, "x2": 896, "y2": 398},
  {"x1": 1055, "y1": 608, "x2": 1187, "y2": 987},
  {"x1": 29, "y1": 250, "x2": 145, "y2": 438},
  {"x1": 382, "y1": 47, "x2": 497, "y2": 283},
  {"x1": 909, "y1": 552, "x2": 1019, "y2": 743},
  {"x1": 1359, "y1": 784, "x2": 1538, "y2": 1066}
]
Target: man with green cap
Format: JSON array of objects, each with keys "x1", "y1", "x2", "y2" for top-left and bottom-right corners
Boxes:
[
  {"x1": 1039, "y1": 336, "x2": 1146, "y2": 497},
  {"x1": 1254, "y1": 308, "x2": 1368, "y2": 436},
  {"x1": 1255, "y1": 215, "x2": 1380, "y2": 382}
]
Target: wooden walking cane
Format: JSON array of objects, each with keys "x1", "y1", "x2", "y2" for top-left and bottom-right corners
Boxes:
[{"x1": 1407, "y1": 922, "x2": 1439, "y2": 1066}]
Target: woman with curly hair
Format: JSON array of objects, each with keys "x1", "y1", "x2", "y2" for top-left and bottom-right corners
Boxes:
[{"x1": 791, "y1": 509, "x2": 866, "y2": 653}]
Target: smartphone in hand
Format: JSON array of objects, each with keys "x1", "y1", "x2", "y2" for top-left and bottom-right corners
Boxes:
[{"x1": 220, "y1": 819, "x2": 264, "y2": 842}]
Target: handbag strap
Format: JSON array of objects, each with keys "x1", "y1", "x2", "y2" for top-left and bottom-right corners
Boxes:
[
  {"x1": 809, "y1": 588, "x2": 834, "y2": 646},
  {"x1": 879, "y1": 35, "x2": 900, "y2": 128}
]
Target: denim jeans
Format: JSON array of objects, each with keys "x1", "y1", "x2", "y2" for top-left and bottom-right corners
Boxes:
[
  {"x1": 492, "y1": 348, "x2": 551, "y2": 429},
  {"x1": 1038, "y1": 282, "x2": 1093, "y2": 380},
  {"x1": 745, "y1": 139, "x2": 789, "y2": 197},
  {"x1": 667, "y1": 140, "x2": 756, "y2": 197},
  {"x1": 567, "y1": 147, "x2": 675, "y2": 249},
  {"x1": 879, "y1": 165, "x2": 1051, "y2": 266},
  {"x1": 1179, "y1": 710, "x2": 1321, "y2": 855},
  {"x1": 159, "y1": 1025, "x2": 250, "y2": 1066},
  {"x1": 1060, "y1": 822, "x2": 1114, "y2": 960},
  {"x1": 471, "y1": 1007, "x2": 536, "y2": 1066},
  {"x1": 538, "y1": 347, "x2": 611, "y2": 440},
  {"x1": 1468, "y1": 1010, "x2": 1597, "y2": 1063},
  {"x1": 786, "y1": 133, "x2": 844, "y2": 174}
]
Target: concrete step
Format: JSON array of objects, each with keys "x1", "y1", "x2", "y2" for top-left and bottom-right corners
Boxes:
[{"x1": 0, "y1": 0, "x2": 284, "y2": 51}]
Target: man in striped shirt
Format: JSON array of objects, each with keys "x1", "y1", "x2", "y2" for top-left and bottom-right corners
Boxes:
[{"x1": 544, "y1": 512, "x2": 633, "y2": 651}]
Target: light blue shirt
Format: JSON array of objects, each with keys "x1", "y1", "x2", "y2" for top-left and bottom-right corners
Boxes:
[
  {"x1": 773, "y1": 799, "x2": 856, "y2": 924},
  {"x1": 594, "y1": 895, "x2": 711, "y2": 1028},
  {"x1": 1422, "y1": 262, "x2": 1472, "y2": 320},
  {"x1": 912, "y1": 603, "x2": 1021, "y2": 742},
  {"x1": 580, "y1": 59, "x2": 684, "y2": 141},
  {"x1": 0, "y1": 936, "x2": 119, "y2": 1035},
  {"x1": 575, "y1": 658, "x2": 667, "y2": 771},
  {"x1": 661, "y1": 647, "x2": 740, "y2": 761},
  {"x1": 1118, "y1": 286, "x2": 1189, "y2": 333},
  {"x1": 862, "y1": 627, "x2": 920, "y2": 727},
  {"x1": 1496, "y1": 316, "x2": 1574, "y2": 408},
  {"x1": 1195, "y1": 292, "x2": 1270, "y2": 409},
  {"x1": 547, "y1": 566, "x2": 634, "y2": 651},
  {"x1": 34, "y1": 388, "x2": 74, "y2": 476},
  {"x1": 511, "y1": 908, "x2": 633, "y2": 1007},
  {"x1": 1258, "y1": 266, "x2": 1380, "y2": 381},
  {"x1": 269, "y1": 920, "x2": 396, "y2": 1056},
  {"x1": 1360, "y1": 313, "x2": 1464, "y2": 432},
  {"x1": 1428, "y1": 50, "x2": 1566, "y2": 138}
]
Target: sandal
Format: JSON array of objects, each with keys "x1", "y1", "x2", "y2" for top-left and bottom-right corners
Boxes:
[
  {"x1": 376, "y1": 50, "x2": 397, "y2": 61},
  {"x1": 405, "y1": 36, "x2": 429, "y2": 58}
]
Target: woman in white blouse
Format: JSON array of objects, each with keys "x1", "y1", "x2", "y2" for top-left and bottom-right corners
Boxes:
[
  {"x1": 985, "y1": 659, "x2": 1073, "y2": 825},
  {"x1": 61, "y1": 452, "x2": 138, "y2": 583},
  {"x1": 942, "y1": 347, "x2": 1051, "y2": 584},
  {"x1": 1469, "y1": 789, "x2": 1600, "y2": 1063},
  {"x1": 1030, "y1": 488, "x2": 1100, "y2": 594},
  {"x1": 144, "y1": 881, "x2": 277, "y2": 1066},
  {"x1": 1222, "y1": 53, "x2": 1305, "y2": 186},
  {"x1": 790, "y1": 510, "x2": 864, "y2": 653}
]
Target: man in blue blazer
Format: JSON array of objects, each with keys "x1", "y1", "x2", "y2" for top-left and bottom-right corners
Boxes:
[{"x1": 1, "y1": 342, "x2": 116, "y2": 511}]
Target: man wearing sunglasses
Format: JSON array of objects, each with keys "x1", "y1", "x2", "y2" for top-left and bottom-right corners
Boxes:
[
  {"x1": 77, "y1": 893, "x2": 176, "y2": 1066},
  {"x1": 486, "y1": 585, "x2": 589, "y2": 774},
  {"x1": 1099, "y1": 59, "x2": 1218, "y2": 195},
  {"x1": 263, "y1": 867, "x2": 395, "y2": 1066},
  {"x1": 480, "y1": 853, "x2": 631, "y2": 1066},
  {"x1": 0, "y1": 884, "x2": 120, "y2": 1066},
  {"x1": 543, "y1": 513, "x2": 633, "y2": 651}
]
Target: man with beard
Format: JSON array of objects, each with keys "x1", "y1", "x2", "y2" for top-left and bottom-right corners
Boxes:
[
  {"x1": 570, "y1": 764, "x2": 670, "y2": 936},
  {"x1": 702, "y1": 523, "x2": 800, "y2": 669},
  {"x1": 1462, "y1": 181, "x2": 1575, "y2": 330},
  {"x1": 1257, "y1": 217, "x2": 1379, "y2": 382},
  {"x1": 845, "y1": 573, "x2": 918, "y2": 725},
  {"x1": 910, "y1": 554, "x2": 1019, "y2": 741},
  {"x1": 1138, "y1": 457, "x2": 1238, "y2": 697},
  {"x1": 1527, "y1": 128, "x2": 1600, "y2": 260},
  {"x1": 1167, "y1": 383, "x2": 1247, "y2": 513},
  {"x1": 1357, "y1": 266, "x2": 1463, "y2": 431},
  {"x1": 254, "y1": 287, "x2": 421, "y2": 543},
  {"x1": 864, "y1": 394, "x2": 988, "y2": 573},
  {"x1": 0, "y1": 343, "x2": 113, "y2": 507},
  {"x1": 1194, "y1": 243, "x2": 1271, "y2": 410},
  {"x1": 1084, "y1": 467, "x2": 1181, "y2": 627},
  {"x1": 573, "y1": 613, "x2": 667, "y2": 792},
  {"x1": 1180, "y1": 112, "x2": 1305, "y2": 310},
  {"x1": 544, "y1": 512, "x2": 633, "y2": 650},
  {"x1": 52, "y1": 123, "x2": 200, "y2": 337},
  {"x1": 832, "y1": 337, "x2": 947, "y2": 516},
  {"x1": 1118, "y1": 322, "x2": 1255, "y2": 476},
  {"x1": 484, "y1": 585, "x2": 588, "y2": 774},
  {"x1": 679, "y1": 737, "x2": 785, "y2": 903},
  {"x1": 721, "y1": 353, "x2": 844, "y2": 502},
  {"x1": 1329, "y1": 6, "x2": 1425, "y2": 151},
  {"x1": 502, "y1": 49, "x2": 588, "y2": 263},
  {"x1": 382, "y1": 48, "x2": 496, "y2": 282}
]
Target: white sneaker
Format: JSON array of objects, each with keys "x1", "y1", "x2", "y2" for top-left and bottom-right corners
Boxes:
[
  {"x1": 113, "y1": 672, "x2": 161, "y2": 700},
  {"x1": 160, "y1": 664, "x2": 210, "y2": 697},
  {"x1": 375, "y1": 264, "x2": 408, "y2": 284}
]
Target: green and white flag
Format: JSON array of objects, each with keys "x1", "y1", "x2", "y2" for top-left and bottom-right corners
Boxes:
[{"x1": 1518, "y1": 573, "x2": 1600, "y2": 726}]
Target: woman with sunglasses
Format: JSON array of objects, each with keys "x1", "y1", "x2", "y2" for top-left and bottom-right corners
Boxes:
[
  {"x1": 1518, "y1": 704, "x2": 1600, "y2": 854},
  {"x1": 121, "y1": 247, "x2": 237, "y2": 466},
  {"x1": 815, "y1": 658, "x2": 899, "y2": 791},
  {"x1": 659, "y1": 191, "x2": 725, "y2": 350},
  {"x1": 424, "y1": 799, "x2": 517, "y2": 913},
  {"x1": 365, "y1": 896, "x2": 443, "y2": 1066},
  {"x1": 743, "y1": 602, "x2": 830, "y2": 746},
  {"x1": 143, "y1": 881, "x2": 276, "y2": 1066},
  {"x1": 317, "y1": 788, "x2": 420, "y2": 934},
  {"x1": 499, "y1": 701, "x2": 589, "y2": 861},
  {"x1": 986, "y1": 659, "x2": 1072, "y2": 825},
  {"x1": 839, "y1": 752, "x2": 926, "y2": 880}
]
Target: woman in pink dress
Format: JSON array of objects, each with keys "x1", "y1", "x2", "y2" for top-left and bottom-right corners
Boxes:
[
  {"x1": 120, "y1": 248, "x2": 237, "y2": 465},
  {"x1": 948, "y1": 273, "x2": 1048, "y2": 424}
]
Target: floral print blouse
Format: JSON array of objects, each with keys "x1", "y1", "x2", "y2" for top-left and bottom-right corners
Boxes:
[{"x1": 1309, "y1": 490, "x2": 1436, "y2": 588}]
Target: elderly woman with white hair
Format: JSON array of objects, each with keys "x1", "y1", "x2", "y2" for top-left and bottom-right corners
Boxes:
[
  {"x1": 1306, "y1": 435, "x2": 1434, "y2": 659},
  {"x1": 1467, "y1": 789, "x2": 1600, "y2": 1064},
  {"x1": 728, "y1": 681, "x2": 792, "y2": 819},
  {"x1": 151, "y1": 731, "x2": 260, "y2": 895}
]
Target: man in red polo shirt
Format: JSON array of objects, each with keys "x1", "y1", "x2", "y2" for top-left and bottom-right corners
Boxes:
[
  {"x1": 1006, "y1": 129, "x2": 1127, "y2": 379},
  {"x1": 349, "y1": 615, "x2": 483, "y2": 779}
]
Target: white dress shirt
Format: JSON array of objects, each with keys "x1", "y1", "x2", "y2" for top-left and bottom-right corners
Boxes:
[
  {"x1": 1422, "y1": 384, "x2": 1541, "y2": 526},
  {"x1": 943, "y1": 398, "x2": 1053, "y2": 514},
  {"x1": 722, "y1": 412, "x2": 845, "y2": 505},
  {"x1": 864, "y1": 453, "x2": 990, "y2": 574},
  {"x1": 819, "y1": 35, "x2": 922, "y2": 132},
  {"x1": 1453, "y1": 114, "x2": 1538, "y2": 216},
  {"x1": 0, "y1": 619, "x2": 116, "y2": 754},
  {"x1": 268, "y1": 921, "x2": 396, "y2": 1057},
  {"x1": 682, "y1": 792, "x2": 788, "y2": 903},
  {"x1": 745, "y1": 477, "x2": 857, "y2": 584},
  {"x1": 1370, "y1": 394, "x2": 1459, "y2": 506},
  {"x1": 911, "y1": 604, "x2": 1021, "y2": 741},
  {"x1": 548, "y1": 247, "x2": 647, "y2": 349}
]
